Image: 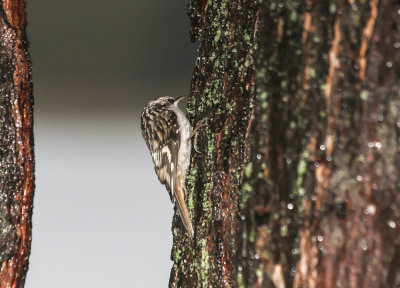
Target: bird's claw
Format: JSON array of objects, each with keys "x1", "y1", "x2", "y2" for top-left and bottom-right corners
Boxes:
[{"x1": 189, "y1": 118, "x2": 208, "y2": 153}]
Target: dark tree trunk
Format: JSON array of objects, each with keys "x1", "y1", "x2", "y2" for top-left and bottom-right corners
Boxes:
[
  {"x1": 170, "y1": 1, "x2": 400, "y2": 287},
  {"x1": 169, "y1": 0, "x2": 258, "y2": 287},
  {"x1": 0, "y1": 1, "x2": 34, "y2": 287}
]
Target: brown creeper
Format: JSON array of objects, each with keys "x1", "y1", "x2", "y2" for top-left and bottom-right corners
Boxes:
[{"x1": 141, "y1": 96, "x2": 194, "y2": 238}]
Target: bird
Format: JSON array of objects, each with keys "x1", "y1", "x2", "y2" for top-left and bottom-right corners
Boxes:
[{"x1": 141, "y1": 96, "x2": 194, "y2": 238}]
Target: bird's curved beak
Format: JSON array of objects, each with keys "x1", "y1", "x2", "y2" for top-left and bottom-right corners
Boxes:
[{"x1": 174, "y1": 95, "x2": 187, "y2": 105}]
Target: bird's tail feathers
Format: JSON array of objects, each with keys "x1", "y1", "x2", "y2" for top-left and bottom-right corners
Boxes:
[{"x1": 174, "y1": 173, "x2": 194, "y2": 239}]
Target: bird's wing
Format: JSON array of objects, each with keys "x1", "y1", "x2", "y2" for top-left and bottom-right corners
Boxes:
[
  {"x1": 150, "y1": 109, "x2": 180, "y2": 202},
  {"x1": 142, "y1": 106, "x2": 193, "y2": 237}
]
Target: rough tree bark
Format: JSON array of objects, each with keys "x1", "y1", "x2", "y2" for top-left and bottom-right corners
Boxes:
[
  {"x1": 170, "y1": 0, "x2": 400, "y2": 287},
  {"x1": 243, "y1": 1, "x2": 400, "y2": 288},
  {"x1": 0, "y1": 1, "x2": 34, "y2": 287},
  {"x1": 169, "y1": 0, "x2": 257, "y2": 287}
]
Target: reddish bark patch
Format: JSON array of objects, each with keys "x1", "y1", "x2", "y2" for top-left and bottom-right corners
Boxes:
[{"x1": 0, "y1": 2, "x2": 34, "y2": 287}]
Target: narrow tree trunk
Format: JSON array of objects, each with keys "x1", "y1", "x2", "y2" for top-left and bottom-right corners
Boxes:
[
  {"x1": 170, "y1": 1, "x2": 399, "y2": 287},
  {"x1": 0, "y1": 1, "x2": 34, "y2": 287}
]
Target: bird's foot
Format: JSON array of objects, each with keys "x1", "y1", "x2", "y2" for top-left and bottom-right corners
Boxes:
[{"x1": 189, "y1": 118, "x2": 208, "y2": 153}]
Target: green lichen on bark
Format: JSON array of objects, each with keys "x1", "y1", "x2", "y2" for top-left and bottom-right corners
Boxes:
[
  {"x1": 240, "y1": 0, "x2": 400, "y2": 287},
  {"x1": 169, "y1": 0, "x2": 258, "y2": 286},
  {"x1": 239, "y1": 1, "x2": 337, "y2": 285},
  {"x1": 171, "y1": 0, "x2": 400, "y2": 287}
]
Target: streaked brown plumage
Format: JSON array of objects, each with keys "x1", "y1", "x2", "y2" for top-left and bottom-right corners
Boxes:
[{"x1": 141, "y1": 96, "x2": 194, "y2": 238}]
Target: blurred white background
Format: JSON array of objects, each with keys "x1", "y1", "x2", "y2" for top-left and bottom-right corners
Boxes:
[{"x1": 25, "y1": 1, "x2": 197, "y2": 287}]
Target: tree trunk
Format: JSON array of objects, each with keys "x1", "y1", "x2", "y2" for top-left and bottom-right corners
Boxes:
[
  {"x1": 169, "y1": 0, "x2": 257, "y2": 286},
  {"x1": 0, "y1": 1, "x2": 34, "y2": 287},
  {"x1": 170, "y1": 0, "x2": 400, "y2": 287},
  {"x1": 242, "y1": 1, "x2": 400, "y2": 287}
]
